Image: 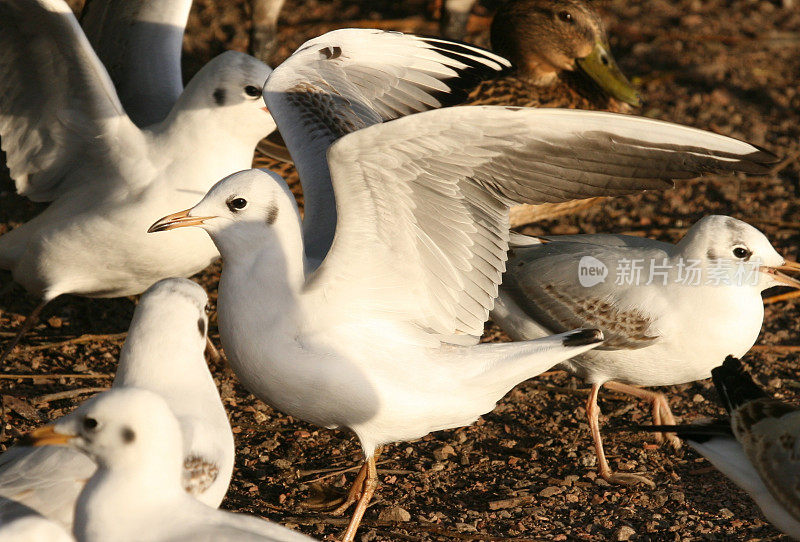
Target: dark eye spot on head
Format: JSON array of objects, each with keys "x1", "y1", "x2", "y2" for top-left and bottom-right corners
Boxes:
[
  {"x1": 266, "y1": 204, "x2": 279, "y2": 225},
  {"x1": 319, "y1": 46, "x2": 342, "y2": 60},
  {"x1": 197, "y1": 317, "x2": 206, "y2": 337},
  {"x1": 83, "y1": 417, "x2": 98, "y2": 431},
  {"x1": 121, "y1": 427, "x2": 135, "y2": 444},
  {"x1": 226, "y1": 197, "x2": 247, "y2": 212},
  {"x1": 706, "y1": 248, "x2": 716, "y2": 260},
  {"x1": 213, "y1": 88, "x2": 226, "y2": 106}
]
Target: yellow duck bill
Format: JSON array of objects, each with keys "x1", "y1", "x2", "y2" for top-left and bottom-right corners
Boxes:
[{"x1": 575, "y1": 41, "x2": 641, "y2": 106}]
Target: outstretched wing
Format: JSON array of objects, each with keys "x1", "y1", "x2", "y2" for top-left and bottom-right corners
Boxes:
[
  {"x1": 80, "y1": 0, "x2": 191, "y2": 127},
  {"x1": 262, "y1": 28, "x2": 511, "y2": 263},
  {"x1": 307, "y1": 106, "x2": 775, "y2": 346},
  {"x1": 0, "y1": 0, "x2": 140, "y2": 201}
]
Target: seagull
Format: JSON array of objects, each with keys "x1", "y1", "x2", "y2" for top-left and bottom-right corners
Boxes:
[
  {"x1": 0, "y1": 278, "x2": 234, "y2": 530},
  {"x1": 78, "y1": 0, "x2": 193, "y2": 127},
  {"x1": 626, "y1": 356, "x2": 800, "y2": 538},
  {"x1": 22, "y1": 388, "x2": 313, "y2": 542},
  {"x1": 492, "y1": 216, "x2": 800, "y2": 485},
  {"x1": 0, "y1": 0, "x2": 276, "y2": 362},
  {"x1": 150, "y1": 95, "x2": 776, "y2": 538}
]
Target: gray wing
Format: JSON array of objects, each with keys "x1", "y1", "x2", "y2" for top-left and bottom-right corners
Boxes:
[
  {"x1": 503, "y1": 239, "x2": 665, "y2": 349},
  {"x1": 309, "y1": 106, "x2": 774, "y2": 347},
  {"x1": 0, "y1": 0, "x2": 140, "y2": 201},
  {"x1": 263, "y1": 28, "x2": 511, "y2": 263},
  {"x1": 172, "y1": 508, "x2": 314, "y2": 542},
  {"x1": 80, "y1": 0, "x2": 192, "y2": 126},
  {"x1": 0, "y1": 446, "x2": 95, "y2": 528}
]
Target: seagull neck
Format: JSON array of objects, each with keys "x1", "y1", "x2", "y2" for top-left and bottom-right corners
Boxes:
[{"x1": 214, "y1": 217, "x2": 306, "y2": 294}]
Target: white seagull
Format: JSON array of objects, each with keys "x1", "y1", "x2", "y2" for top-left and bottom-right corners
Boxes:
[
  {"x1": 492, "y1": 216, "x2": 800, "y2": 485},
  {"x1": 0, "y1": 0, "x2": 276, "y2": 361},
  {"x1": 629, "y1": 356, "x2": 800, "y2": 538},
  {"x1": 0, "y1": 278, "x2": 234, "y2": 529},
  {"x1": 23, "y1": 388, "x2": 313, "y2": 542},
  {"x1": 150, "y1": 93, "x2": 775, "y2": 540}
]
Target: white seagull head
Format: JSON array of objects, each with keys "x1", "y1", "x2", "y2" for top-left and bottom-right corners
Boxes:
[
  {"x1": 677, "y1": 215, "x2": 800, "y2": 291},
  {"x1": 148, "y1": 169, "x2": 300, "y2": 252},
  {"x1": 178, "y1": 51, "x2": 276, "y2": 139},
  {"x1": 23, "y1": 388, "x2": 182, "y2": 473}
]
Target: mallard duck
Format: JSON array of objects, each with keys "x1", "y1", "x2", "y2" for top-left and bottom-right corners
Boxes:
[{"x1": 465, "y1": 0, "x2": 642, "y2": 225}]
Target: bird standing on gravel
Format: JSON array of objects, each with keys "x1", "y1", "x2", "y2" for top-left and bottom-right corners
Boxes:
[
  {"x1": 0, "y1": 0, "x2": 276, "y2": 363},
  {"x1": 0, "y1": 279, "x2": 234, "y2": 529},
  {"x1": 493, "y1": 216, "x2": 800, "y2": 485},
  {"x1": 150, "y1": 164, "x2": 607, "y2": 542},
  {"x1": 23, "y1": 388, "x2": 313, "y2": 542},
  {"x1": 627, "y1": 356, "x2": 800, "y2": 538}
]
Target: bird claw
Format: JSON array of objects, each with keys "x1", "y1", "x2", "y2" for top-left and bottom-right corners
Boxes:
[
  {"x1": 301, "y1": 482, "x2": 348, "y2": 511},
  {"x1": 606, "y1": 471, "x2": 656, "y2": 488}
]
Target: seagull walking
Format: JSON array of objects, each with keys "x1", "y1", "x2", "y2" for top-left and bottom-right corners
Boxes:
[
  {"x1": 151, "y1": 94, "x2": 775, "y2": 538},
  {"x1": 492, "y1": 216, "x2": 800, "y2": 484},
  {"x1": 0, "y1": 279, "x2": 234, "y2": 529},
  {"x1": 0, "y1": 0, "x2": 276, "y2": 362},
  {"x1": 626, "y1": 356, "x2": 800, "y2": 538},
  {"x1": 23, "y1": 388, "x2": 313, "y2": 542}
]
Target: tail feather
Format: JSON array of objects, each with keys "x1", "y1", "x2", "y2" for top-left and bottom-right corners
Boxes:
[{"x1": 711, "y1": 356, "x2": 769, "y2": 414}]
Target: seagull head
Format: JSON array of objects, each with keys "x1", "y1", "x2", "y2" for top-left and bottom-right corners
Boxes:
[
  {"x1": 21, "y1": 388, "x2": 183, "y2": 472},
  {"x1": 122, "y1": 278, "x2": 210, "y2": 363},
  {"x1": 179, "y1": 51, "x2": 276, "y2": 140},
  {"x1": 148, "y1": 169, "x2": 300, "y2": 256},
  {"x1": 678, "y1": 215, "x2": 800, "y2": 292},
  {"x1": 490, "y1": 0, "x2": 640, "y2": 105}
]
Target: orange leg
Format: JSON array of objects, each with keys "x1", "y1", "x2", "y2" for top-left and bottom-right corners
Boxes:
[
  {"x1": 587, "y1": 384, "x2": 655, "y2": 487},
  {"x1": 603, "y1": 381, "x2": 681, "y2": 450},
  {"x1": 339, "y1": 456, "x2": 378, "y2": 542}
]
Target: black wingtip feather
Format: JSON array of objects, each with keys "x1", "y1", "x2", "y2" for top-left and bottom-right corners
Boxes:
[
  {"x1": 562, "y1": 328, "x2": 603, "y2": 347},
  {"x1": 417, "y1": 36, "x2": 513, "y2": 108},
  {"x1": 711, "y1": 356, "x2": 770, "y2": 414}
]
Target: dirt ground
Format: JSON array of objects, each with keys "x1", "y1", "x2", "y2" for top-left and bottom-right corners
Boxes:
[{"x1": 2, "y1": 0, "x2": 800, "y2": 540}]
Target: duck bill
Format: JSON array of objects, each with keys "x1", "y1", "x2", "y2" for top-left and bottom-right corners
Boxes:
[
  {"x1": 761, "y1": 263, "x2": 800, "y2": 289},
  {"x1": 575, "y1": 41, "x2": 641, "y2": 106},
  {"x1": 20, "y1": 425, "x2": 74, "y2": 447},
  {"x1": 148, "y1": 209, "x2": 214, "y2": 233}
]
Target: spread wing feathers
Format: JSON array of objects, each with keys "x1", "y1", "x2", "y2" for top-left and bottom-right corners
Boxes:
[
  {"x1": 503, "y1": 240, "x2": 664, "y2": 349},
  {"x1": 263, "y1": 28, "x2": 511, "y2": 261},
  {"x1": 79, "y1": 0, "x2": 191, "y2": 127},
  {"x1": 0, "y1": 446, "x2": 95, "y2": 527},
  {"x1": 310, "y1": 106, "x2": 773, "y2": 345},
  {"x1": 0, "y1": 0, "x2": 139, "y2": 201}
]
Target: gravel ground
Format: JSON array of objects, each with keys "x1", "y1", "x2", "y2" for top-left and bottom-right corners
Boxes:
[{"x1": 2, "y1": 1, "x2": 800, "y2": 540}]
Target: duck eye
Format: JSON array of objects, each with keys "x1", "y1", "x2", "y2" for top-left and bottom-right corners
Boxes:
[
  {"x1": 226, "y1": 197, "x2": 248, "y2": 212},
  {"x1": 558, "y1": 11, "x2": 573, "y2": 23},
  {"x1": 732, "y1": 247, "x2": 750, "y2": 259},
  {"x1": 83, "y1": 417, "x2": 98, "y2": 431},
  {"x1": 244, "y1": 85, "x2": 261, "y2": 97}
]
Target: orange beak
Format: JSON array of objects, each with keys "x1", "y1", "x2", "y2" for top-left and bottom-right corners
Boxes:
[
  {"x1": 20, "y1": 424, "x2": 74, "y2": 447},
  {"x1": 147, "y1": 209, "x2": 215, "y2": 233},
  {"x1": 761, "y1": 260, "x2": 800, "y2": 289}
]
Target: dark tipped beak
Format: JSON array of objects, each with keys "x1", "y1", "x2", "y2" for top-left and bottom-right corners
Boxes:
[
  {"x1": 575, "y1": 41, "x2": 641, "y2": 106},
  {"x1": 148, "y1": 209, "x2": 215, "y2": 233},
  {"x1": 19, "y1": 425, "x2": 74, "y2": 447}
]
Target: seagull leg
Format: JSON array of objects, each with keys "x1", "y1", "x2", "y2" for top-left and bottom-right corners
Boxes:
[
  {"x1": 603, "y1": 381, "x2": 681, "y2": 450},
  {"x1": 339, "y1": 456, "x2": 378, "y2": 542},
  {"x1": 0, "y1": 298, "x2": 50, "y2": 366},
  {"x1": 587, "y1": 384, "x2": 655, "y2": 487}
]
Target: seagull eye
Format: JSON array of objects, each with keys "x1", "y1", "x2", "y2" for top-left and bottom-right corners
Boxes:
[
  {"x1": 558, "y1": 11, "x2": 573, "y2": 23},
  {"x1": 244, "y1": 85, "x2": 261, "y2": 97},
  {"x1": 226, "y1": 197, "x2": 248, "y2": 212},
  {"x1": 204, "y1": 303, "x2": 213, "y2": 314},
  {"x1": 732, "y1": 247, "x2": 751, "y2": 259},
  {"x1": 83, "y1": 417, "x2": 98, "y2": 431}
]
